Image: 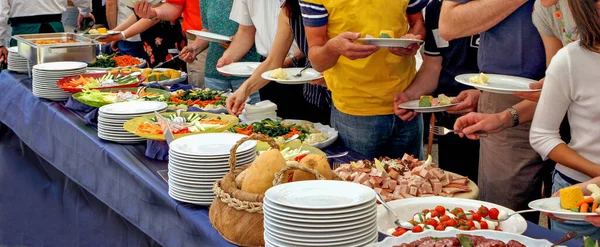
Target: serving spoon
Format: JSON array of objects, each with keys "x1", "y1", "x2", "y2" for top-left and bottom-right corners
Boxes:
[{"x1": 375, "y1": 191, "x2": 414, "y2": 230}]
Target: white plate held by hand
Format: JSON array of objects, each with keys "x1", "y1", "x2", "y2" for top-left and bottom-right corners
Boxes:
[
  {"x1": 356, "y1": 38, "x2": 423, "y2": 48},
  {"x1": 529, "y1": 197, "x2": 598, "y2": 221},
  {"x1": 261, "y1": 68, "x2": 323, "y2": 85},
  {"x1": 188, "y1": 30, "x2": 231, "y2": 43},
  {"x1": 455, "y1": 73, "x2": 541, "y2": 94},
  {"x1": 216, "y1": 62, "x2": 260, "y2": 77},
  {"x1": 398, "y1": 99, "x2": 459, "y2": 113}
]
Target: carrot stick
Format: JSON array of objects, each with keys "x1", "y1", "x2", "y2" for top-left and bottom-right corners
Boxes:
[
  {"x1": 581, "y1": 203, "x2": 590, "y2": 213},
  {"x1": 576, "y1": 197, "x2": 594, "y2": 207},
  {"x1": 592, "y1": 202, "x2": 598, "y2": 212}
]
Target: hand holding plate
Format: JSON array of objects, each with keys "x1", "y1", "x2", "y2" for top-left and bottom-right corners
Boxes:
[
  {"x1": 394, "y1": 92, "x2": 419, "y2": 121},
  {"x1": 330, "y1": 32, "x2": 379, "y2": 60},
  {"x1": 389, "y1": 34, "x2": 421, "y2": 57},
  {"x1": 513, "y1": 78, "x2": 544, "y2": 102},
  {"x1": 446, "y1": 89, "x2": 480, "y2": 114}
]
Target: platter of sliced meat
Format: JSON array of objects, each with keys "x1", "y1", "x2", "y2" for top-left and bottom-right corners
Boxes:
[
  {"x1": 366, "y1": 228, "x2": 551, "y2": 247},
  {"x1": 333, "y1": 154, "x2": 479, "y2": 201}
]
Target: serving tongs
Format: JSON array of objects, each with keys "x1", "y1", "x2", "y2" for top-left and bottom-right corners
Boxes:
[{"x1": 154, "y1": 111, "x2": 176, "y2": 144}]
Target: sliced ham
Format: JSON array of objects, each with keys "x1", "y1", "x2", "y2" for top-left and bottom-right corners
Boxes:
[
  {"x1": 353, "y1": 173, "x2": 369, "y2": 184},
  {"x1": 370, "y1": 168, "x2": 383, "y2": 177},
  {"x1": 431, "y1": 178, "x2": 443, "y2": 195},
  {"x1": 442, "y1": 187, "x2": 470, "y2": 195}
]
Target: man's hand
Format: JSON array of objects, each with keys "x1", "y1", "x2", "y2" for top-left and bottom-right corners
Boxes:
[
  {"x1": 180, "y1": 45, "x2": 199, "y2": 63},
  {"x1": 78, "y1": 13, "x2": 96, "y2": 29},
  {"x1": 328, "y1": 32, "x2": 379, "y2": 60},
  {"x1": 0, "y1": 46, "x2": 7, "y2": 64},
  {"x1": 389, "y1": 34, "x2": 422, "y2": 57},
  {"x1": 97, "y1": 33, "x2": 123, "y2": 43},
  {"x1": 110, "y1": 41, "x2": 120, "y2": 52},
  {"x1": 216, "y1": 57, "x2": 234, "y2": 76},
  {"x1": 394, "y1": 93, "x2": 419, "y2": 121},
  {"x1": 226, "y1": 90, "x2": 248, "y2": 115},
  {"x1": 446, "y1": 89, "x2": 480, "y2": 114},
  {"x1": 219, "y1": 37, "x2": 233, "y2": 49},
  {"x1": 585, "y1": 213, "x2": 600, "y2": 227},
  {"x1": 453, "y1": 112, "x2": 510, "y2": 140},
  {"x1": 514, "y1": 78, "x2": 544, "y2": 102},
  {"x1": 134, "y1": 0, "x2": 158, "y2": 19}
]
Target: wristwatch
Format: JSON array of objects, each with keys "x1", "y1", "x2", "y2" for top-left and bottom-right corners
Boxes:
[
  {"x1": 288, "y1": 54, "x2": 298, "y2": 67},
  {"x1": 506, "y1": 107, "x2": 519, "y2": 127}
]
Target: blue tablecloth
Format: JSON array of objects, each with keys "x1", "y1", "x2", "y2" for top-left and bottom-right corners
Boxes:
[{"x1": 0, "y1": 71, "x2": 582, "y2": 247}]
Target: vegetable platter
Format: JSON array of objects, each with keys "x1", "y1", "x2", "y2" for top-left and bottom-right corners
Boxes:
[
  {"x1": 255, "y1": 141, "x2": 327, "y2": 161},
  {"x1": 140, "y1": 68, "x2": 187, "y2": 86},
  {"x1": 57, "y1": 72, "x2": 145, "y2": 93},
  {"x1": 229, "y1": 119, "x2": 338, "y2": 149},
  {"x1": 167, "y1": 88, "x2": 228, "y2": 113},
  {"x1": 123, "y1": 112, "x2": 238, "y2": 141},
  {"x1": 87, "y1": 53, "x2": 147, "y2": 70},
  {"x1": 72, "y1": 87, "x2": 169, "y2": 108}
]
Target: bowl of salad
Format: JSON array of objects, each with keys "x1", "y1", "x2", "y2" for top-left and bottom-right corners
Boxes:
[
  {"x1": 57, "y1": 72, "x2": 145, "y2": 93},
  {"x1": 167, "y1": 88, "x2": 228, "y2": 113},
  {"x1": 72, "y1": 87, "x2": 169, "y2": 108}
]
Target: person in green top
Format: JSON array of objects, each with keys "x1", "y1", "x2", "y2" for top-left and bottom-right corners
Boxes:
[{"x1": 179, "y1": 0, "x2": 261, "y2": 103}]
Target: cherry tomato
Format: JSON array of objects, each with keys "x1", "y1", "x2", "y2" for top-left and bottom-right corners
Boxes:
[
  {"x1": 430, "y1": 210, "x2": 439, "y2": 218},
  {"x1": 495, "y1": 227, "x2": 502, "y2": 231},
  {"x1": 488, "y1": 208, "x2": 500, "y2": 220},
  {"x1": 392, "y1": 228, "x2": 407, "y2": 236},
  {"x1": 451, "y1": 207, "x2": 464, "y2": 215},
  {"x1": 422, "y1": 209, "x2": 431, "y2": 215},
  {"x1": 465, "y1": 220, "x2": 475, "y2": 228},
  {"x1": 457, "y1": 212, "x2": 467, "y2": 220},
  {"x1": 458, "y1": 226, "x2": 469, "y2": 230},
  {"x1": 412, "y1": 225, "x2": 424, "y2": 233},
  {"x1": 435, "y1": 205, "x2": 446, "y2": 215},
  {"x1": 426, "y1": 219, "x2": 439, "y2": 227},
  {"x1": 479, "y1": 221, "x2": 488, "y2": 230},
  {"x1": 469, "y1": 226, "x2": 478, "y2": 231},
  {"x1": 439, "y1": 215, "x2": 451, "y2": 223},
  {"x1": 472, "y1": 212, "x2": 482, "y2": 222},
  {"x1": 478, "y1": 205, "x2": 489, "y2": 217},
  {"x1": 435, "y1": 224, "x2": 445, "y2": 231},
  {"x1": 445, "y1": 219, "x2": 457, "y2": 227}
]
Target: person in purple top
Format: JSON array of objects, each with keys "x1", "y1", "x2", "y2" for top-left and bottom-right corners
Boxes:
[{"x1": 439, "y1": 0, "x2": 551, "y2": 222}]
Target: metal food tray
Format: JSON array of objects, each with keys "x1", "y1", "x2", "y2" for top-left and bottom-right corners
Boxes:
[{"x1": 12, "y1": 33, "x2": 100, "y2": 65}]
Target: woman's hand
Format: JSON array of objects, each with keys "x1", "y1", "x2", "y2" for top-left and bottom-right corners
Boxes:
[
  {"x1": 453, "y1": 111, "x2": 511, "y2": 140},
  {"x1": 180, "y1": 45, "x2": 198, "y2": 63},
  {"x1": 585, "y1": 212, "x2": 600, "y2": 227},
  {"x1": 514, "y1": 78, "x2": 544, "y2": 102},
  {"x1": 446, "y1": 89, "x2": 480, "y2": 114},
  {"x1": 389, "y1": 34, "x2": 421, "y2": 57},
  {"x1": 394, "y1": 92, "x2": 419, "y2": 121},
  {"x1": 226, "y1": 90, "x2": 248, "y2": 115},
  {"x1": 134, "y1": 0, "x2": 157, "y2": 19},
  {"x1": 98, "y1": 33, "x2": 123, "y2": 43},
  {"x1": 110, "y1": 40, "x2": 120, "y2": 52}
]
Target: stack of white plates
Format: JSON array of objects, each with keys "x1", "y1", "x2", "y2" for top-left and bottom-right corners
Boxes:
[
  {"x1": 168, "y1": 133, "x2": 257, "y2": 206},
  {"x1": 7, "y1": 47, "x2": 31, "y2": 73},
  {"x1": 263, "y1": 180, "x2": 378, "y2": 247},
  {"x1": 32, "y1": 62, "x2": 87, "y2": 101},
  {"x1": 98, "y1": 101, "x2": 168, "y2": 143}
]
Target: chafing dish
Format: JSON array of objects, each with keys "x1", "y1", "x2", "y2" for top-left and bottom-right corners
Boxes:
[{"x1": 12, "y1": 32, "x2": 100, "y2": 64}]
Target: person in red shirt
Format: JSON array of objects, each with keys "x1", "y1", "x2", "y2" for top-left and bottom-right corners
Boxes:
[{"x1": 135, "y1": 0, "x2": 206, "y2": 87}]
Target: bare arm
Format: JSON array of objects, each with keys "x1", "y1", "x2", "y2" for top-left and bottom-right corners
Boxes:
[
  {"x1": 548, "y1": 145, "x2": 600, "y2": 178},
  {"x1": 121, "y1": 17, "x2": 160, "y2": 40},
  {"x1": 106, "y1": 0, "x2": 118, "y2": 29},
  {"x1": 111, "y1": 14, "x2": 138, "y2": 32},
  {"x1": 439, "y1": 0, "x2": 528, "y2": 40},
  {"x1": 404, "y1": 55, "x2": 443, "y2": 99},
  {"x1": 540, "y1": 34, "x2": 563, "y2": 66},
  {"x1": 305, "y1": 26, "x2": 341, "y2": 72},
  {"x1": 406, "y1": 12, "x2": 426, "y2": 39},
  {"x1": 152, "y1": 3, "x2": 184, "y2": 21},
  {"x1": 217, "y1": 24, "x2": 256, "y2": 66},
  {"x1": 238, "y1": 10, "x2": 296, "y2": 97}
]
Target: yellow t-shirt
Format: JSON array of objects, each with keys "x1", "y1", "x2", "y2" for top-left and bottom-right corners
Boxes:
[{"x1": 301, "y1": 0, "x2": 417, "y2": 116}]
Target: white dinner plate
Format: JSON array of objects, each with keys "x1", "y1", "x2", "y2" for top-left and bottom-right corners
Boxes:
[
  {"x1": 265, "y1": 204, "x2": 375, "y2": 224},
  {"x1": 33, "y1": 62, "x2": 87, "y2": 71},
  {"x1": 265, "y1": 219, "x2": 377, "y2": 240},
  {"x1": 264, "y1": 200, "x2": 375, "y2": 220},
  {"x1": 455, "y1": 73, "x2": 540, "y2": 94},
  {"x1": 167, "y1": 174, "x2": 219, "y2": 186},
  {"x1": 264, "y1": 208, "x2": 376, "y2": 229},
  {"x1": 366, "y1": 228, "x2": 552, "y2": 247},
  {"x1": 169, "y1": 158, "x2": 254, "y2": 170},
  {"x1": 99, "y1": 101, "x2": 168, "y2": 115},
  {"x1": 265, "y1": 180, "x2": 375, "y2": 209},
  {"x1": 261, "y1": 68, "x2": 323, "y2": 85},
  {"x1": 398, "y1": 99, "x2": 459, "y2": 113},
  {"x1": 216, "y1": 62, "x2": 261, "y2": 77},
  {"x1": 167, "y1": 166, "x2": 227, "y2": 178},
  {"x1": 266, "y1": 215, "x2": 376, "y2": 233},
  {"x1": 377, "y1": 197, "x2": 528, "y2": 236},
  {"x1": 188, "y1": 30, "x2": 231, "y2": 43},
  {"x1": 169, "y1": 133, "x2": 256, "y2": 156},
  {"x1": 169, "y1": 150, "x2": 255, "y2": 162},
  {"x1": 264, "y1": 196, "x2": 376, "y2": 215},
  {"x1": 81, "y1": 30, "x2": 120, "y2": 39},
  {"x1": 265, "y1": 230, "x2": 376, "y2": 247},
  {"x1": 529, "y1": 197, "x2": 598, "y2": 221},
  {"x1": 356, "y1": 38, "x2": 423, "y2": 48}
]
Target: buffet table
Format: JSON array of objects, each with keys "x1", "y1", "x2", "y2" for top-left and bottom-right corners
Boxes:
[{"x1": 0, "y1": 70, "x2": 582, "y2": 247}]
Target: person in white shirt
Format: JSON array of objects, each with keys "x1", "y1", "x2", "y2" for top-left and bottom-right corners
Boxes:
[
  {"x1": 530, "y1": 0, "x2": 600, "y2": 240},
  {"x1": 105, "y1": 0, "x2": 146, "y2": 60},
  {"x1": 0, "y1": 0, "x2": 94, "y2": 64}
]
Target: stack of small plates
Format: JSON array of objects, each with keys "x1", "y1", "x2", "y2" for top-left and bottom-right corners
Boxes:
[
  {"x1": 98, "y1": 101, "x2": 167, "y2": 143},
  {"x1": 7, "y1": 47, "x2": 30, "y2": 73},
  {"x1": 168, "y1": 133, "x2": 257, "y2": 206},
  {"x1": 32, "y1": 62, "x2": 87, "y2": 101},
  {"x1": 263, "y1": 180, "x2": 378, "y2": 247}
]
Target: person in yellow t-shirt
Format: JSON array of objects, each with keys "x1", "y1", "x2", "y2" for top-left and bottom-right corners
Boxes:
[{"x1": 300, "y1": 0, "x2": 427, "y2": 159}]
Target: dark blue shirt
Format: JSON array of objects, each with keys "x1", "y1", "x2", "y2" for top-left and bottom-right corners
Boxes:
[
  {"x1": 449, "y1": 0, "x2": 546, "y2": 80},
  {"x1": 424, "y1": 0, "x2": 480, "y2": 96}
]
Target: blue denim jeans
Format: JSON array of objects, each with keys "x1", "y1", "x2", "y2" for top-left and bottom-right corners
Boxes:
[
  {"x1": 551, "y1": 171, "x2": 600, "y2": 242},
  {"x1": 205, "y1": 77, "x2": 260, "y2": 104},
  {"x1": 330, "y1": 107, "x2": 423, "y2": 159},
  {"x1": 117, "y1": 41, "x2": 148, "y2": 61}
]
